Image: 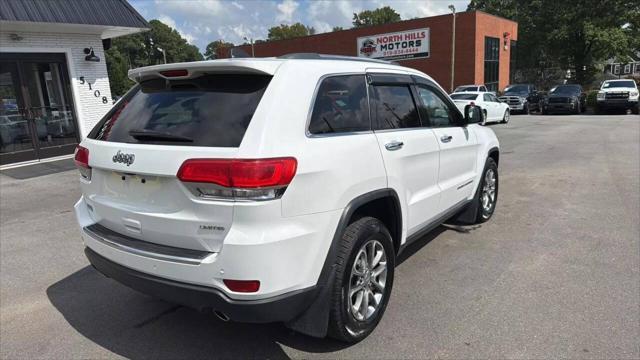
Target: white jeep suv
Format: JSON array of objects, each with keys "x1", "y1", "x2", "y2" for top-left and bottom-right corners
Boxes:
[{"x1": 74, "y1": 54, "x2": 499, "y2": 342}]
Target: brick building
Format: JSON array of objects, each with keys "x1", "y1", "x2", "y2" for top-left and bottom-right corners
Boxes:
[{"x1": 225, "y1": 11, "x2": 517, "y2": 94}]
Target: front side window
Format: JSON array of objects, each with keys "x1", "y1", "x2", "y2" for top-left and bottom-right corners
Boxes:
[
  {"x1": 308, "y1": 75, "x2": 370, "y2": 135},
  {"x1": 370, "y1": 85, "x2": 421, "y2": 130},
  {"x1": 483, "y1": 93, "x2": 492, "y2": 102},
  {"x1": 416, "y1": 86, "x2": 453, "y2": 127}
]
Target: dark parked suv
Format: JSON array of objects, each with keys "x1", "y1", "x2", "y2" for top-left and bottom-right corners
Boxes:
[
  {"x1": 499, "y1": 84, "x2": 542, "y2": 114},
  {"x1": 541, "y1": 84, "x2": 587, "y2": 114}
]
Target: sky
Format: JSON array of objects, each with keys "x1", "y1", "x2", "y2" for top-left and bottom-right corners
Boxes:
[{"x1": 129, "y1": 0, "x2": 470, "y2": 52}]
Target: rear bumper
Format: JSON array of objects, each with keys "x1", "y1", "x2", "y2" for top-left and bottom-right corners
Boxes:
[{"x1": 85, "y1": 247, "x2": 317, "y2": 323}]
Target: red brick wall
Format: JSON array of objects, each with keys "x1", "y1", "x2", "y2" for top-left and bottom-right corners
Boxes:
[
  {"x1": 474, "y1": 12, "x2": 518, "y2": 90},
  {"x1": 222, "y1": 11, "x2": 517, "y2": 92}
]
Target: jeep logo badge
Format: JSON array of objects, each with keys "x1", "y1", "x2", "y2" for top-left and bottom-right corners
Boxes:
[{"x1": 112, "y1": 151, "x2": 135, "y2": 166}]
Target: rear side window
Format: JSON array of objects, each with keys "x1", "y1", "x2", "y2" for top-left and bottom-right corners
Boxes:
[
  {"x1": 370, "y1": 85, "x2": 421, "y2": 129},
  {"x1": 308, "y1": 75, "x2": 370, "y2": 135},
  {"x1": 89, "y1": 74, "x2": 272, "y2": 147}
]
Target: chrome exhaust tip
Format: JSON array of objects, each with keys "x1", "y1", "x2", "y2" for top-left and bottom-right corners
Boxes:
[{"x1": 214, "y1": 310, "x2": 230, "y2": 322}]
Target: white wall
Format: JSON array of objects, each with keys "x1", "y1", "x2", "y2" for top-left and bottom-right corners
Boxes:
[{"x1": 0, "y1": 30, "x2": 114, "y2": 138}]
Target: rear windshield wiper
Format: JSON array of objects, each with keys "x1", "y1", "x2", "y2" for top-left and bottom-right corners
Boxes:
[{"x1": 129, "y1": 129, "x2": 193, "y2": 142}]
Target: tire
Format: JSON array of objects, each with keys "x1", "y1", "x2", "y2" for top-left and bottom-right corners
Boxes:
[
  {"x1": 481, "y1": 109, "x2": 488, "y2": 125},
  {"x1": 501, "y1": 109, "x2": 510, "y2": 123},
  {"x1": 595, "y1": 105, "x2": 603, "y2": 115},
  {"x1": 472, "y1": 158, "x2": 499, "y2": 223},
  {"x1": 328, "y1": 217, "x2": 395, "y2": 343},
  {"x1": 632, "y1": 104, "x2": 639, "y2": 115},
  {"x1": 574, "y1": 102, "x2": 581, "y2": 114}
]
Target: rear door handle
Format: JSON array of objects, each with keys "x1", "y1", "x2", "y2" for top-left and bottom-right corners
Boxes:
[
  {"x1": 440, "y1": 135, "x2": 453, "y2": 143},
  {"x1": 384, "y1": 141, "x2": 404, "y2": 151}
]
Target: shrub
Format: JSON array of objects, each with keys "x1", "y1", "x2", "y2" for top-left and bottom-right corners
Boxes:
[{"x1": 586, "y1": 90, "x2": 599, "y2": 108}]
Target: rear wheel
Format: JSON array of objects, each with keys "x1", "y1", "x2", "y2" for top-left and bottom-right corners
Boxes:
[
  {"x1": 328, "y1": 217, "x2": 395, "y2": 343},
  {"x1": 501, "y1": 109, "x2": 510, "y2": 123}
]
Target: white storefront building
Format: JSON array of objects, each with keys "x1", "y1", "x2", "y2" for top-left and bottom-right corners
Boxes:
[{"x1": 0, "y1": 0, "x2": 148, "y2": 166}]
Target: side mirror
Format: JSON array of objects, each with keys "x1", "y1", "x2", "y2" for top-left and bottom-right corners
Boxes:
[{"x1": 464, "y1": 105, "x2": 481, "y2": 125}]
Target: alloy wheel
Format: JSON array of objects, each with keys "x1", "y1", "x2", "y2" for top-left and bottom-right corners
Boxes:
[
  {"x1": 481, "y1": 168, "x2": 496, "y2": 213},
  {"x1": 348, "y1": 239, "x2": 388, "y2": 321}
]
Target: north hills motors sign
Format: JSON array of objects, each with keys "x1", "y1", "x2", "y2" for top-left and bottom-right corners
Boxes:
[{"x1": 357, "y1": 28, "x2": 430, "y2": 61}]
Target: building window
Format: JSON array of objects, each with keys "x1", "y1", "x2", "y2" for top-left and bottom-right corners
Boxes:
[
  {"x1": 509, "y1": 40, "x2": 517, "y2": 84},
  {"x1": 624, "y1": 64, "x2": 631, "y2": 74},
  {"x1": 635, "y1": 63, "x2": 640, "y2": 74},
  {"x1": 614, "y1": 64, "x2": 620, "y2": 75},
  {"x1": 484, "y1": 37, "x2": 500, "y2": 92}
]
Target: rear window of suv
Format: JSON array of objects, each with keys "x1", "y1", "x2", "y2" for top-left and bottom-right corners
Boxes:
[{"x1": 89, "y1": 74, "x2": 272, "y2": 147}]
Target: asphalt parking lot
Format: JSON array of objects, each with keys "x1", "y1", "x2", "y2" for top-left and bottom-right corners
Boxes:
[{"x1": 1, "y1": 114, "x2": 639, "y2": 359}]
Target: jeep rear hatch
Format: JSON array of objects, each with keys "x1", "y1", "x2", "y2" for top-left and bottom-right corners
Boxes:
[{"x1": 78, "y1": 71, "x2": 274, "y2": 252}]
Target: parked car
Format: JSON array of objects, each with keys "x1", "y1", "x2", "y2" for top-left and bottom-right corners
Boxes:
[
  {"x1": 499, "y1": 84, "x2": 542, "y2": 114},
  {"x1": 541, "y1": 84, "x2": 586, "y2": 114},
  {"x1": 453, "y1": 84, "x2": 488, "y2": 93},
  {"x1": 450, "y1": 92, "x2": 510, "y2": 124},
  {"x1": 595, "y1": 79, "x2": 639, "y2": 114},
  {"x1": 73, "y1": 55, "x2": 500, "y2": 343}
]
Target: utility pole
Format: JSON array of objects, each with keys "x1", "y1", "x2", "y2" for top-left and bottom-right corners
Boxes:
[
  {"x1": 243, "y1": 37, "x2": 255, "y2": 57},
  {"x1": 449, "y1": 5, "x2": 456, "y2": 92}
]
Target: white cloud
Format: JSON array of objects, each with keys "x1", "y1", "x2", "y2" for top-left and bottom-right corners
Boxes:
[
  {"x1": 157, "y1": 14, "x2": 197, "y2": 44},
  {"x1": 276, "y1": 0, "x2": 299, "y2": 23}
]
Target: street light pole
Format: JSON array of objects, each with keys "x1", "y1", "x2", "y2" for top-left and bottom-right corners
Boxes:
[
  {"x1": 157, "y1": 47, "x2": 167, "y2": 64},
  {"x1": 449, "y1": 5, "x2": 456, "y2": 93},
  {"x1": 243, "y1": 37, "x2": 255, "y2": 57}
]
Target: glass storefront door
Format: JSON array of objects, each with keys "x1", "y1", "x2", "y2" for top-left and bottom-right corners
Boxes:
[{"x1": 0, "y1": 53, "x2": 79, "y2": 165}]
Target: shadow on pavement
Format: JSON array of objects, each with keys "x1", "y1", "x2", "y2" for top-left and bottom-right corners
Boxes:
[
  {"x1": 46, "y1": 267, "x2": 349, "y2": 359},
  {"x1": 46, "y1": 224, "x2": 478, "y2": 358}
]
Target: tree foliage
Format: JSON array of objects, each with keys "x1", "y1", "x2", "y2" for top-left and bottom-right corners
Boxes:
[
  {"x1": 267, "y1": 23, "x2": 315, "y2": 41},
  {"x1": 204, "y1": 40, "x2": 234, "y2": 60},
  {"x1": 468, "y1": 0, "x2": 640, "y2": 86},
  {"x1": 352, "y1": 6, "x2": 401, "y2": 28},
  {"x1": 105, "y1": 19, "x2": 204, "y2": 96}
]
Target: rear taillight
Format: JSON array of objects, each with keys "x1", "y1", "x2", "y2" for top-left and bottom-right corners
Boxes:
[
  {"x1": 177, "y1": 157, "x2": 297, "y2": 201},
  {"x1": 74, "y1": 145, "x2": 91, "y2": 180}
]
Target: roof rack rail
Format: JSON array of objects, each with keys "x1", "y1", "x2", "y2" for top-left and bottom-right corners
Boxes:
[{"x1": 277, "y1": 53, "x2": 399, "y2": 65}]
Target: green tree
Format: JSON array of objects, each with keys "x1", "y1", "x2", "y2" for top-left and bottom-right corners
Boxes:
[
  {"x1": 267, "y1": 23, "x2": 314, "y2": 41},
  {"x1": 332, "y1": 26, "x2": 344, "y2": 32},
  {"x1": 204, "y1": 40, "x2": 234, "y2": 60},
  {"x1": 105, "y1": 19, "x2": 204, "y2": 96},
  {"x1": 352, "y1": 6, "x2": 401, "y2": 28},
  {"x1": 468, "y1": 0, "x2": 639, "y2": 86}
]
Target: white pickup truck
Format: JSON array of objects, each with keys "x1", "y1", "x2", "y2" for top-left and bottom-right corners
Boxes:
[{"x1": 596, "y1": 79, "x2": 639, "y2": 114}]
